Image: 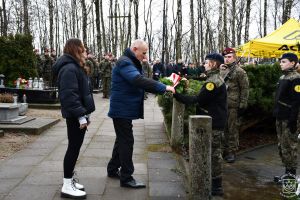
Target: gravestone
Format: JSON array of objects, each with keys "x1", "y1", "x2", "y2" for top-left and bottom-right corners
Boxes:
[{"x1": 0, "y1": 103, "x2": 27, "y2": 122}]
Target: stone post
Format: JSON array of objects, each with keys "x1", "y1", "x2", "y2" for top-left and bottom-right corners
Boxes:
[
  {"x1": 189, "y1": 115, "x2": 212, "y2": 200},
  {"x1": 171, "y1": 99, "x2": 185, "y2": 147}
]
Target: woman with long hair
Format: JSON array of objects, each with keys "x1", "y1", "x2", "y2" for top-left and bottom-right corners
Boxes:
[{"x1": 53, "y1": 38, "x2": 95, "y2": 199}]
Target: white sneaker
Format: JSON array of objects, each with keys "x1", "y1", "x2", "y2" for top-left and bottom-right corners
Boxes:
[
  {"x1": 296, "y1": 177, "x2": 300, "y2": 196},
  {"x1": 61, "y1": 178, "x2": 86, "y2": 199}
]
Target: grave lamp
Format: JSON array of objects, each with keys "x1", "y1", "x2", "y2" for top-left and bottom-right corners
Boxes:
[{"x1": 0, "y1": 74, "x2": 5, "y2": 88}]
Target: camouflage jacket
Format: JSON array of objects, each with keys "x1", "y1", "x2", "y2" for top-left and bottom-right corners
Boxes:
[
  {"x1": 220, "y1": 63, "x2": 249, "y2": 109},
  {"x1": 100, "y1": 60, "x2": 112, "y2": 78}
]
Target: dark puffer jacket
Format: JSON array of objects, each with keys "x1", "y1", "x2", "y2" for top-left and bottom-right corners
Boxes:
[
  {"x1": 108, "y1": 48, "x2": 166, "y2": 119},
  {"x1": 53, "y1": 54, "x2": 95, "y2": 118}
]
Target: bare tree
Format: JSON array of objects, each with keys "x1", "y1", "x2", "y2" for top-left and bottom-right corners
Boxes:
[
  {"x1": 100, "y1": 0, "x2": 107, "y2": 53},
  {"x1": 273, "y1": 0, "x2": 278, "y2": 29},
  {"x1": 94, "y1": 0, "x2": 102, "y2": 57},
  {"x1": 48, "y1": 0, "x2": 54, "y2": 49},
  {"x1": 23, "y1": 0, "x2": 30, "y2": 34},
  {"x1": 223, "y1": 0, "x2": 228, "y2": 47},
  {"x1": 113, "y1": 0, "x2": 117, "y2": 56},
  {"x1": 176, "y1": 0, "x2": 182, "y2": 61},
  {"x1": 231, "y1": 0, "x2": 236, "y2": 46},
  {"x1": 236, "y1": 0, "x2": 245, "y2": 45},
  {"x1": 197, "y1": 0, "x2": 204, "y2": 61},
  {"x1": 81, "y1": 0, "x2": 87, "y2": 47},
  {"x1": 282, "y1": 0, "x2": 293, "y2": 23},
  {"x1": 263, "y1": 0, "x2": 267, "y2": 36},
  {"x1": 1, "y1": 0, "x2": 8, "y2": 36},
  {"x1": 244, "y1": 0, "x2": 251, "y2": 42},
  {"x1": 190, "y1": 0, "x2": 196, "y2": 63},
  {"x1": 218, "y1": 0, "x2": 224, "y2": 52},
  {"x1": 133, "y1": 0, "x2": 139, "y2": 39}
]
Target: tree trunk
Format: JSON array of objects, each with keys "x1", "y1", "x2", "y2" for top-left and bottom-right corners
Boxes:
[
  {"x1": 100, "y1": 0, "x2": 107, "y2": 53},
  {"x1": 218, "y1": 0, "x2": 223, "y2": 52},
  {"x1": 162, "y1": 0, "x2": 167, "y2": 65},
  {"x1": 273, "y1": 0, "x2": 278, "y2": 29},
  {"x1": 126, "y1": 1, "x2": 132, "y2": 48},
  {"x1": 71, "y1": 0, "x2": 76, "y2": 36},
  {"x1": 263, "y1": 0, "x2": 267, "y2": 36},
  {"x1": 23, "y1": 0, "x2": 30, "y2": 34},
  {"x1": 48, "y1": 0, "x2": 54, "y2": 50},
  {"x1": 94, "y1": 0, "x2": 101, "y2": 57},
  {"x1": 113, "y1": 0, "x2": 118, "y2": 56},
  {"x1": 176, "y1": 0, "x2": 182, "y2": 61},
  {"x1": 223, "y1": 0, "x2": 228, "y2": 47},
  {"x1": 244, "y1": 0, "x2": 251, "y2": 43},
  {"x1": 282, "y1": 0, "x2": 293, "y2": 24},
  {"x1": 236, "y1": 1, "x2": 244, "y2": 45},
  {"x1": 2, "y1": 0, "x2": 7, "y2": 36},
  {"x1": 81, "y1": 0, "x2": 87, "y2": 47},
  {"x1": 134, "y1": 0, "x2": 139, "y2": 39},
  {"x1": 231, "y1": 0, "x2": 236, "y2": 47},
  {"x1": 190, "y1": 0, "x2": 196, "y2": 63}
]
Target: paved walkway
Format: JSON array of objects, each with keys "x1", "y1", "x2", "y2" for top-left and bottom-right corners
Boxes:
[{"x1": 0, "y1": 94, "x2": 186, "y2": 200}]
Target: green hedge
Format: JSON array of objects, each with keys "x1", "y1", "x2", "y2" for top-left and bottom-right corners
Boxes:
[
  {"x1": 244, "y1": 63, "x2": 281, "y2": 113},
  {"x1": 0, "y1": 34, "x2": 37, "y2": 87}
]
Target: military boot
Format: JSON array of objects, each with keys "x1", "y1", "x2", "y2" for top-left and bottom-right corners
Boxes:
[
  {"x1": 285, "y1": 168, "x2": 296, "y2": 176},
  {"x1": 212, "y1": 176, "x2": 224, "y2": 196}
]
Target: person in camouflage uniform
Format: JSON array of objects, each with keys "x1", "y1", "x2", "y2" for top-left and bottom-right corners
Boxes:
[
  {"x1": 220, "y1": 47, "x2": 249, "y2": 163},
  {"x1": 273, "y1": 53, "x2": 300, "y2": 180},
  {"x1": 142, "y1": 58, "x2": 151, "y2": 99},
  {"x1": 174, "y1": 53, "x2": 227, "y2": 196},
  {"x1": 87, "y1": 53, "x2": 100, "y2": 89},
  {"x1": 41, "y1": 48, "x2": 55, "y2": 87},
  {"x1": 100, "y1": 54, "x2": 113, "y2": 98}
]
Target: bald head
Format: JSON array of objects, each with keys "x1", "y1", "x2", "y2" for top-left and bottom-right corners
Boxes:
[{"x1": 130, "y1": 39, "x2": 148, "y2": 61}]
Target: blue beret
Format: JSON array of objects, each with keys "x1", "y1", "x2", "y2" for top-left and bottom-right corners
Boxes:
[{"x1": 205, "y1": 53, "x2": 224, "y2": 64}]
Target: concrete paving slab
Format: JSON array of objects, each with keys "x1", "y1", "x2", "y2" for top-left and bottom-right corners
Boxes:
[
  {"x1": 21, "y1": 171, "x2": 62, "y2": 185},
  {"x1": 3, "y1": 185, "x2": 58, "y2": 200},
  {"x1": 149, "y1": 182, "x2": 186, "y2": 198},
  {"x1": 0, "y1": 118, "x2": 60, "y2": 135},
  {"x1": 0, "y1": 179, "x2": 21, "y2": 194},
  {"x1": 149, "y1": 168, "x2": 182, "y2": 182},
  {"x1": 0, "y1": 165, "x2": 32, "y2": 179}
]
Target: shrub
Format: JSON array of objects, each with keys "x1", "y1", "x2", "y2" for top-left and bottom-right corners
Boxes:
[{"x1": 0, "y1": 34, "x2": 38, "y2": 87}]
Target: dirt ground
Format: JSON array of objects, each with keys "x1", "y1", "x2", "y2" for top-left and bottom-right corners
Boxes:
[{"x1": 0, "y1": 108, "x2": 61, "y2": 160}]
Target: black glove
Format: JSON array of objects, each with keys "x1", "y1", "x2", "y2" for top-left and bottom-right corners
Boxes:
[
  {"x1": 238, "y1": 108, "x2": 246, "y2": 117},
  {"x1": 288, "y1": 120, "x2": 297, "y2": 134}
]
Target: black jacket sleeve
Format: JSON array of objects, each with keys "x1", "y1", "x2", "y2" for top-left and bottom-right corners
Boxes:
[{"x1": 174, "y1": 82, "x2": 219, "y2": 106}]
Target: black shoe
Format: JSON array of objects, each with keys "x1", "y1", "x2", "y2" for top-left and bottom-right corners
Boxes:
[
  {"x1": 120, "y1": 179, "x2": 146, "y2": 189},
  {"x1": 224, "y1": 153, "x2": 235, "y2": 163},
  {"x1": 212, "y1": 177, "x2": 224, "y2": 196},
  {"x1": 274, "y1": 175, "x2": 282, "y2": 184},
  {"x1": 107, "y1": 170, "x2": 120, "y2": 179}
]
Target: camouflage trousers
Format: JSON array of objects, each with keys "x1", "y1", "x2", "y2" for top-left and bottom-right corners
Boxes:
[
  {"x1": 223, "y1": 108, "x2": 240, "y2": 153},
  {"x1": 212, "y1": 130, "x2": 223, "y2": 178},
  {"x1": 276, "y1": 120, "x2": 298, "y2": 169},
  {"x1": 102, "y1": 77, "x2": 111, "y2": 97}
]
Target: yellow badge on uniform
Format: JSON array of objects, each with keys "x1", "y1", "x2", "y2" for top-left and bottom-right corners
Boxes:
[
  {"x1": 294, "y1": 85, "x2": 300, "y2": 93},
  {"x1": 206, "y1": 82, "x2": 215, "y2": 91}
]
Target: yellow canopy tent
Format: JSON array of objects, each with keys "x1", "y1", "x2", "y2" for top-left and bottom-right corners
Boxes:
[{"x1": 236, "y1": 18, "x2": 300, "y2": 58}]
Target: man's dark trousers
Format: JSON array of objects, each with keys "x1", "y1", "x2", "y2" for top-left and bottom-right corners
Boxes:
[{"x1": 107, "y1": 118, "x2": 134, "y2": 183}]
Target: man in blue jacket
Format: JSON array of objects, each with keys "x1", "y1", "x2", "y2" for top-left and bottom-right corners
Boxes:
[{"x1": 107, "y1": 39, "x2": 175, "y2": 188}]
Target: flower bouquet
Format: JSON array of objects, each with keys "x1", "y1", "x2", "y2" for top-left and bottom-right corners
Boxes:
[{"x1": 160, "y1": 73, "x2": 189, "y2": 94}]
